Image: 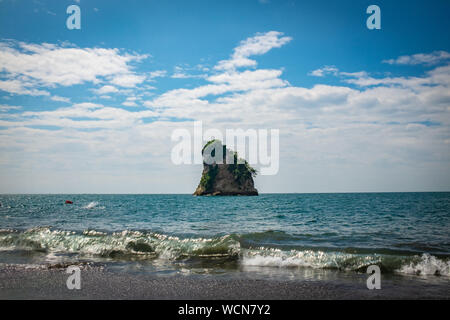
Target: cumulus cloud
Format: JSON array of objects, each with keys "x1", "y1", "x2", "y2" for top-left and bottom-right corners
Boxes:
[
  {"x1": 170, "y1": 66, "x2": 206, "y2": 79},
  {"x1": 0, "y1": 79, "x2": 49, "y2": 96},
  {"x1": 145, "y1": 68, "x2": 288, "y2": 112},
  {"x1": 215, "y1": 31, "x2": 292, "y2": 71},
  {"x1": 145, "y1": 32, "x2": 292, "y2": 111},
  {"x1": 383, "y1": 51, "x2": 450, "y2": 66},
  {"x1": 309, "y1": 66, "x2": 339, "y2": 77},
  {"x1": 343, "y1": 64, "x2": 450, "y2": 88},
  {"x1": 171, "y1": 72, "x2": 204, "y2": 79},
  {"x1": 0, "y1": 105, "x2": 21, "y2": 112},
  {"x1": 110, "y1": 73, "x2": 146, "y2": 88},
  {"x1": 148, "y1": 70, "x2": 167, "y2": 79},
  {"x1": 50, "y1": 96, "x2": 71, "y2": 103},
  {"x1": 122, "y1": 96, "x2": 139, "y2": 107},
  {"x1": 0, "y1": 102, "x2": 157, "y2": 130},
  {"x1": 0, "y1": 41, "x2": 148, "y2": 95},
  {"x1": 0, "y1": 33, "x2": 449, "y2": 193},
  {"x1": 92, "y1": 85, "x2": 120, "y2": 95}
]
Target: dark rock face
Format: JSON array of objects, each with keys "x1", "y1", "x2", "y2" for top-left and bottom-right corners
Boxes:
[{"x1": 193, "y1": 140, "x2": 258, "y2": 196}]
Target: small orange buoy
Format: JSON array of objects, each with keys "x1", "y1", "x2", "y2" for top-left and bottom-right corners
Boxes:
[{"x1": 65, "y1": 200, "x2": 73, "y2": 204}]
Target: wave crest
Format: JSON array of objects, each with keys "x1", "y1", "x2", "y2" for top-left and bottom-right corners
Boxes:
[
  {"x1": 83, "y1": 202, "x2": 104, "y2": 209},
  {"x1": 0, "y1": 228, "x2": 448, "y2": 276},
  {"x1": 0, "y1": 228, "x2": 240, "y2": 260},
  {"x1": 398, "y1": 253, "x2": 450, "y2": 276},
  {"x1": 241, "y1": 248, "x2": 449, "y2": 276}
]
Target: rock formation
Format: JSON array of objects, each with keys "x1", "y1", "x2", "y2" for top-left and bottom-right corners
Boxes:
[{"x1": 193, "y1": 140, "x2": 258, "y2": 196}]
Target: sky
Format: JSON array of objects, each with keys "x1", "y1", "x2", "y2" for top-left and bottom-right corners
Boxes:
[{"x1": 0, "y1": 0, "x2": 449, "y2": 193}]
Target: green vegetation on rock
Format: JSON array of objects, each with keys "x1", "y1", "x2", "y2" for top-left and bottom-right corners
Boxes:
[
  {"x1": 201, "y1": 139, "x2": 257, "y2": 185},
  {"x1": 227, "y1": 152, "x2": 257, "y2": 185},
  {"x1": 194, "y1": 139, "x2": 258, "y2": 196},
  {"x1": 199, "y1": 164, "x2": 218, "y2": 192}
]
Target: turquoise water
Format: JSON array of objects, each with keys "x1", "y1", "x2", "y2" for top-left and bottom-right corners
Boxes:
[{"x1": 0, "y1": 193, "x2": 449, "y2": 278}]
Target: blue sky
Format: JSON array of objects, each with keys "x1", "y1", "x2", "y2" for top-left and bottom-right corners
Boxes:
[{"x1": 0, "y1": 0, "x2": 449, "y2": 193}]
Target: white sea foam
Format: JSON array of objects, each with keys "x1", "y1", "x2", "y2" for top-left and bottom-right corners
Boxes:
[
  {"x1": 0, "y1": 228, "x2": 448, "y2": 277},
  {"x1": 83, "y1": 201, "x2": 99, "y2": 209},
  {"x1": 0, "y1": 227, "x2": 240, "y2": 259},
  {"x1": 241, "y1": 247, "x2": 382, "y2": 270},
  {"x1": 241, "y1": 248, "x2": 450, "y2": 277},
  {"x1": 397, "y1": 253, "x2": 450, "y2": 276}
]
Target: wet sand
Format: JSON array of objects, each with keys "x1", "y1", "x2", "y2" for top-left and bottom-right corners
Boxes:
[{"x1": 0, "y1": 267, "x2": 448, "y2": 299}]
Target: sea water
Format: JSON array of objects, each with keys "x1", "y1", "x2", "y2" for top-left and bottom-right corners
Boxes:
[{"x1": 0, "y1": 193, "x2": 449, "y2": 282}]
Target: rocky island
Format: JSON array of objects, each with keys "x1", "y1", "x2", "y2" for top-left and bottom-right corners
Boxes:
[{"x1": 193, "y1": 140, "x2": 258, "y2": 196}]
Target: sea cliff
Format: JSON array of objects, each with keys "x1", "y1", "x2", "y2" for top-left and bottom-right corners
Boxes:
[{"x1": 193, "y1": 140, "x2": 258, "y2": 196}]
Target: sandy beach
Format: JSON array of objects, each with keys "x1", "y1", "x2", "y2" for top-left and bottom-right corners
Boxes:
[{"x1": 0, "y1": 266, "x2": 448, "y2": 300}]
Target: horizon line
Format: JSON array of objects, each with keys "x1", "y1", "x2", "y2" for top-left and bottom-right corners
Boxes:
[{"x1": 1, "y1": 191, "x2": 449, "y2": 195}]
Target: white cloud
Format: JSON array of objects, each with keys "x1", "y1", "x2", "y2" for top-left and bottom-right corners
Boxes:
[
  {"x1": 0, "y1": 105, "x2": 21, "y2": 112},
  {"x1": 92, "y1": 85, "x2": 119, "y2": 95},
  {"x1": 215, "y1": 31, "x2": 292, "y2": 71},
  {"x1": 0, "y1": 41, "x2": 148, "y2": 95},
  {"x1": 50, "y1": 96, "x2": 71, "y2": 103},
  {"x1": 122, "y1": 96, "x2": 139, "y2": 107},
  {"x1": 148, "y1": 70, "x2": 167, "y2": 79},
  {"x1": 110, "y1": 73, "x2": 146, "y2": 87},
  {"x1": 170, "y1": 66, "x2": 205, "y2": 79},
  {"x1": 0, "y1": 102, "x2": 158, "y2": 130},
  {"x1": 0, "y1": 79, "x2": 49, "y2": 96},
  {"x1": 140, "y1": 49, "x2": 450, "y2": 193},
  {"x1": 122, "y1": 101, "x2": 137, "y2": 107},
  {"x1": 171, "y1": 72, "x2": 204, "y2": 79},
  {"x1": 146, "y1": 68, "x2": 288, "y2": 110},
  {"x1": 0, "y1": 34, "x2": 449, "y2": 193},
  {"x1": 383, "y1": 51, "x2": 450, "y2": 65},
  {"x1": 343, "y1": 64, "x2": 450, "y2": 88},
  {"x1": 309, "y1": 66, "x2": 339, "y2": 77}
]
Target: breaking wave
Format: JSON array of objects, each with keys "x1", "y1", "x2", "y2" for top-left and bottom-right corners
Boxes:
[
  {"x1": 241, "y1": 248, "x2": 450, "y2": 276},
  {"x1": 0, "y1": 227, "x2": 448, "y2": 276},
  {"x1": 83, "y1": 202, "x2": 104, "y2": 209},
  {"x1": 0, "y1": 227, "x2": 240, "y2": 260}
]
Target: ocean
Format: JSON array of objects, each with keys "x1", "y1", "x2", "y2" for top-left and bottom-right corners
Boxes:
[{"x1": 0, "y1": 193, "x2": 449, "y2": 291}]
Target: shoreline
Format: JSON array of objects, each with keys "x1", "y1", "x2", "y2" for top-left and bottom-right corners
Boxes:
[{"x1": 0, "y1": 267, "x2": 448, "y2": 300}]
